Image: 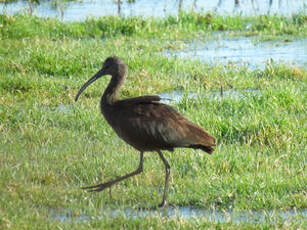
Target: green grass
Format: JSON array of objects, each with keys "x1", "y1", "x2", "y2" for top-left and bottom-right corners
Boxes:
[
  {"x1": 0, "y1": 13, "x2": 306, "y2": 229},
  {"x1": 1, "y1": 12, "x2": 306, "y2": 40}
]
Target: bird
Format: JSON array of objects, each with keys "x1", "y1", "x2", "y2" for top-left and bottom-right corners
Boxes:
[{"x1": 75, "y1": 56, "x2": 216, "y2": 207}]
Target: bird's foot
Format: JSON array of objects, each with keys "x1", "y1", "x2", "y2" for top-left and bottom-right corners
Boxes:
[
  {"x1": 158, "y1": 200, "x2": 167, "y2": 208},
  {"x1": 81, "y1": 181, "x2": 114, "y2": 192}
]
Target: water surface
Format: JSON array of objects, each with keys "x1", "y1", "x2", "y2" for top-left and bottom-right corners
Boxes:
[
  {"x1": 160, "y1": 88, "x2": 261, "y2": 103},
  {"x1": 51, "y1": 206, "x2": 307, "y2": 223},
  {"x1": 1, "y1": 0, "x2": 305, "y2": 21},
  {"x1": 166, "y1": 37, "x2": 307, "y2": 70}
]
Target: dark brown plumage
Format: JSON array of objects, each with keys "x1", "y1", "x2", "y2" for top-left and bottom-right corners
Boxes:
[{"x1": 75, "y1": 56, "x2": 216, "y2": 207}]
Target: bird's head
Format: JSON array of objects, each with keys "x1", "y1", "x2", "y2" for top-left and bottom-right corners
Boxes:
[{"x1": 75, "y1": 56, "x2": 127, "y2": 102}]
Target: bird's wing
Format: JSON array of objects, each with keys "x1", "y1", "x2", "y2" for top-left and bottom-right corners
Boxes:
[
  {"x1": 115, "y1": 95, "x2": 161, "y2": 106},
  {"x1": 112, "y1": 102, "x2": 215, "y2": 151}
]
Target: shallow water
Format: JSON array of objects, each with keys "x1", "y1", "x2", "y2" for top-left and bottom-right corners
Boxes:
[
  {"x1": 159, "y1": 88, "x2": 261, "y2": 103},
  {"x1": 55, "y1": 104, "x2": 73, "y2": 113},
  {"x1": 51, "y1": 206, "x2": 307, "y2": 223},
  {"x1": 41, "y1": 104, "x2": 73, "y2": 114},
  {"x1": 1, "y1": 0, "x2": 305, "y2": 21},
  {"x1": 166, "y1": 37, "x2": 307, "y2": 70}
]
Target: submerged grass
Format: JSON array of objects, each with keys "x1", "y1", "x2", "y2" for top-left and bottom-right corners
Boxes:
[{"x1": 0, "y1": 12, "x2": 306, "y2": 229}]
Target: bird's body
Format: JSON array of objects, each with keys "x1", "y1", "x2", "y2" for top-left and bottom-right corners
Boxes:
[
  {"x1": 75, "y1": 56, "x2": 216, "y2": 207},
  {"x1": 101, "y1": 97, "x2": 215, "y2": 153}
]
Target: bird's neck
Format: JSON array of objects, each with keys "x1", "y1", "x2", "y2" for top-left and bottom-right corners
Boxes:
[{"x1": 101, "y1": 73, "x2": 125, "y2": 106}]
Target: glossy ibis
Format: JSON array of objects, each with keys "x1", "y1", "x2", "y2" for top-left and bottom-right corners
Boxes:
[{"x1": 75, "y1": 57, "x2": 216, "y2": 207}]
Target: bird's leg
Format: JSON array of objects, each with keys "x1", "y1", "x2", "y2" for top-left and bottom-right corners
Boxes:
[
  {"x1": 82, "y1": 152, "x2": 144, "y2": 192},
  {"x1": 109, "y1": 187, "x2": 112, "y2": 199},
  {"x1": 157, "y1": 151, "x2": 170, "y2": 208}
]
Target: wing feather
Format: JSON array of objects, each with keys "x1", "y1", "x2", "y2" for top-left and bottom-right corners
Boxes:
[
  {"x1": 109, "y1": 101, "x2": 215, "y2": 151},
  {"x1": 115, "y1": 95, "x2": 161, "y2": 106}
]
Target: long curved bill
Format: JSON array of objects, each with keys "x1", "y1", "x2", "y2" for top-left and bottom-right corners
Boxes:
[{"x1": 75, "y1": 69, "x2": 105, "y2": 102}]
